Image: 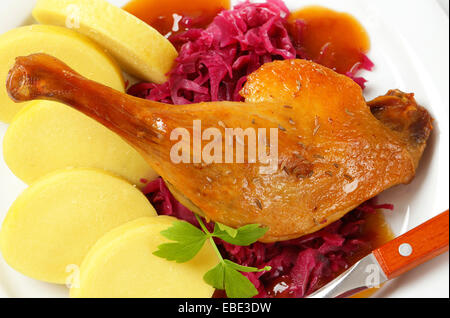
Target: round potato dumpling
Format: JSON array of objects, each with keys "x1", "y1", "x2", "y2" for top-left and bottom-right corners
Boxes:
[
  {"x1": 33, "y1": 0, "x2": 177, "y2": 83},
  {"x1": 0, "y1": 24, "x2": 124, "y2": 123},
  {"x1": 0, "y1": 168, "x2": 157, "y2": 284},
  {"x1": 3, "y1": 100, "x2": 158, "y2": 187},
  {"x1": 70, "y1": 216, "x2": 217, "y2": 298}
]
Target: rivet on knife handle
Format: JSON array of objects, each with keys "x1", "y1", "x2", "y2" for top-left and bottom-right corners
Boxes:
[{"x1": 372, "y1": 210, "x2": 449, "y2": 280}]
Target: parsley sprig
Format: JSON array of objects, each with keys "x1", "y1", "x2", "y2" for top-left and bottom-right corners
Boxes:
[{"x1": 153, "y1": 215, "x2": 271, "y2": 298}]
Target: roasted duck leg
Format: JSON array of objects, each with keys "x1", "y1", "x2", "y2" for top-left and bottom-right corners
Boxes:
[{"x1": 6, "y1": 54, "x2": 432, "y2": 242}]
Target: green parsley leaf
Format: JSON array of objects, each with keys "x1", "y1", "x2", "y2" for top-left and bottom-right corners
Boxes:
[
  {"x1": 203, "y1": 262, "x2": 225, "y2": 290},
  {"x1": 213, "y1": 223, "x2": 268, "y2": 246},
  {"x1": 224, "y1": 259, "x2": 271, "y2": 273},
  {"x1": 152, "y1": 215, "x2": 271, "y2": 298},
  {"x1": 153, "y1": 238, "x2": 207, "y2": 263},
  {"x1": 160, "y1": 220, "x2": 206, "y2": 242},
  {"x1": 224, "y1": 266, "x2": 259, "y2": 298},
  {"x1": 216, "y1": 222, "x2": 238, "y2": 238},
  {"x1": 204, "y1": 260, "x2": 271, "y2": 297},
  {"x1": 153, "y1": 220, "x2": 207, "y2": 263}
]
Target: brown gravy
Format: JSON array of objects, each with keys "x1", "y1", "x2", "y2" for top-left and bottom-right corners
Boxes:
[
  {"x1": 289, "y1": 6, "x2": 370, "y2": 75},
  {"x1": 123, "y1": 0, "x2": 230, "y2": 37}
]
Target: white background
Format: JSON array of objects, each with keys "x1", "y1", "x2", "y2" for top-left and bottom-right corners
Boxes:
[{"x1": 0, "y1": 0, "x2": 448, "y2": 298}]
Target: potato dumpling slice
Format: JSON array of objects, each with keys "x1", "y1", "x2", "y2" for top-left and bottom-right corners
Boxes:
[
  {"x1": 3, "y1": 100, "x2": 158, "y2": 187},
  {"x1": 33, "y1": 0, "x2": 178, "y2": 83},
  {"x1": 0, "y1": 24, "x2": 124, "y2": 123},
  {"x1": 71, "y1": 216, "x2": 217, "y2": 298},
  {"x1": 0, "y1": 168, "x2": 157, "y2": 284}
]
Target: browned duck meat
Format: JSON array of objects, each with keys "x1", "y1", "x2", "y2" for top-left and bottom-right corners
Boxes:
[
  {"x1": 367, "y1": 89, "x2": 433, "y2": 168},
  {"x1": 6, "y1": 53, "x2": 433, "y2": 242}
]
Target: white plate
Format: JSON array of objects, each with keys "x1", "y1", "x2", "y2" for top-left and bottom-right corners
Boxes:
[{"x1": 0, "y1": 0, "x2": 448, "y2": 298}]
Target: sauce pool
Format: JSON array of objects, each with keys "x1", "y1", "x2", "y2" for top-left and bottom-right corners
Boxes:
[
  {"x1": 123, "y1": 0, "x2": 230, "y2": 38},
  {"x1": 289, "y1": 6, "x2": 371, "y2": 75}
]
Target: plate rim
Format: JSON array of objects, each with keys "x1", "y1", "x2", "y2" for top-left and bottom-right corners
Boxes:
[{"x1": 0, "y1": 0, "x2": 448, "y2": 298}]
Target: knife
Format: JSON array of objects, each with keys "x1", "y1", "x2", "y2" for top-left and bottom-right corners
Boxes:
[{"x1": 308, "y1": 210, "x2": 449, "y2": 298}]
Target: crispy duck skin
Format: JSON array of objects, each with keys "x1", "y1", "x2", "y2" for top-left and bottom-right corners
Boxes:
[{"x1": 6, "y1": 54, "x2": 433, "y2": 242}]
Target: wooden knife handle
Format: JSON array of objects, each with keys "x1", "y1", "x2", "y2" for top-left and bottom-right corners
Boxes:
[{"x1": 373, "y1": 210, "x2": 449, "y2": 280}]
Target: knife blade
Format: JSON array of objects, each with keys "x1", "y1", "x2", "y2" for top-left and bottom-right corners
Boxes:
[
  {"x1": 308, "y1": 253, "x2": 387, "y2": 298},
  {"x1": 308, "y1": 210, "x2": 449, "y2": 298}
]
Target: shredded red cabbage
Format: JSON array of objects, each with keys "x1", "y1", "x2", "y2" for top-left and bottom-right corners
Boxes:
[
  {"x1": 128, "y1": 0, "x2": 373, "y2": 102},
  {"x1": 143, "y1": 178, "x2": 393, "y2": 298},
  {"x1": 345, "y1": 53, "x2": 375, "y2": 89}
]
